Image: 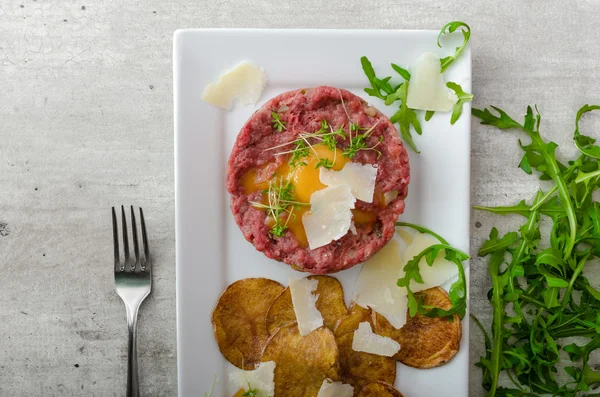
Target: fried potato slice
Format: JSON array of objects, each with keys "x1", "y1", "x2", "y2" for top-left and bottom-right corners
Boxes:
[
  {"x1": 357, "y1": 381, "x2": 405, "y2": 397},
  {"x1": 212, "y1": 278, "x2": 285, "y2": 369},
  {"x1": 261, "y1": 323, "x2": 341, "y2": 397},
  {"x1": 336, "y1": 330, "x2": 396, "y2": 393},
  {"x1": 333, "y1": 302, "x2": 373, "y2": 337},
  {"x1": 372, "y1": 287, "x2": 462, "y2": 368},
  {"x1": 265, "y1": 275, "x2": 348, "y2": 334}
]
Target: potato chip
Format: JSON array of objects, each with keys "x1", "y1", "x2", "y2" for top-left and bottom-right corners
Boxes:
[
  {"x1": 265, "y1": 288, "x2": 295, "y2": 335},
  {"x1": 212, "y1": 278, "x2": 284, "y2": 369},
  {"x1": 333, "y1": 302, "x2": 373, "y2": 337},
  {"x1": 261, "y1": 323, "x2": 341, "y2": 397},
  {"x1": 357, "y1": 381, "x2": 405, "y2": 397},
  {"x1": 336, "y1": 330, "x2": 396, "y2": 392},
  {"x1": 266, "y1": 275, "x2": 348, "y2": 334},
  {"x1": 372, "y1": 287, "x2": 461, "y2": 368}
]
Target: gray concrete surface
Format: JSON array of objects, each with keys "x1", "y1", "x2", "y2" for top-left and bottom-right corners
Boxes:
[{"x1": 1, "y1": 0, "x2": 600, "y2": 396}]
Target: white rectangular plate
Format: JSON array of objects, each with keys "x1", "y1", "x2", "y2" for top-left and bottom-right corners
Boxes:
[{"x1": 174, "y1": 28, "x2": 471, "y2": 397}]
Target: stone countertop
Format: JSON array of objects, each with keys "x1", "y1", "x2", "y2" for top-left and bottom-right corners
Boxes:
[{"x1": 1, "y1": 0, "x2": 600, "y2": 396}]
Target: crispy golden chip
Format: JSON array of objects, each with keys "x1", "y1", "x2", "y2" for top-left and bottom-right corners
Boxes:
[
  {"x1": 333, "y1": 302, "x2": 373, "y2": 337},
  {"x1": 265, "y1": 288, "x2": 295, "y2": 335},
  {"x1": 261, "y1": 323, "x2": 341, "y2": 397},
  {"x1": 373, "y1": 287, "x2": 462, "y2": 368},
  {"x1": 212, "y1": 278, "x2": 285, "y2": 369},
  {"x1": 232, "y1": 389, "x2": 245, "y2": 397},
  {"x1": 357, "y1": 381, "x2": 405, "y2": 397},
  {"x1": 265, "y1": 275, "x2": 348, "y2": 334},
  {"x1": 336, "y1": 330, "x2": 396, "y2": 393}
]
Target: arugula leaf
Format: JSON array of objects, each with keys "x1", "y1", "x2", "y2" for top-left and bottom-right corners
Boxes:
[
  {"x1": 437, "y1": 21, "x2": 471, "y2": 72},
  {"x1": 389, "y1": 82, "x2": 422, "y2": 153},
  {"x1": 361, "y1": 56, "x2": 421, "y2": 153},
  {"x1": 487, "y1": 249, "x2": 508, "y2": 395},
  {"x1": 446, "y1": 82, "x2": 473, "y2": 125},
  {"x1": 472, "y1": 106, "x2": 522, "y2": 129},
  {"x1": 391, "y1": 63, "x2": 411, "y2": 80},
  {"x1": 395, "y1": 222, "x2": 468, "y2": 319},
  {"x1": 360, "y1": 56, "x2": 395, "y2": 100},
  {"x1": 360, "y1": 22, "x2": 472, "y2": 154},
  {"x1": 474, "y1": 106, "x2": 577, "y2": 260},
  {"x1": 478, "y1": 228, "x2": 518, "y2": 256},
  {"x1": 472, "y1": 103, "x2": 600, "y2": 397},
  {"x1": 574, "y1": 104, "x2": 600, "y2": 159}
]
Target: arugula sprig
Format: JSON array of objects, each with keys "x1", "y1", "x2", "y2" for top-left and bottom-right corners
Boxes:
[
  {"x1": 473, "y1": 104, "x2": 600, "y2": 397},
  {"x1": 446, "y1": 82, "x2": 474, "y2": 125},
  {"x1": 574, "y1": 104, "x2": 600, "y2": 159},
  {"x1": 438, "y1": 21, "x2": 471, "y2": 72},
  {"x1": 360, "y1": 21, "x2": 472, "y2": 154},
  {"x1": 395, "y1": 222, "x2": 469, "y2": 319},
  {"x1": 361, "y1": 57, "x2": 421, "y2": 153},
  {"x1": 473, "y1": 105, "x2": 576, "y2": 259}
]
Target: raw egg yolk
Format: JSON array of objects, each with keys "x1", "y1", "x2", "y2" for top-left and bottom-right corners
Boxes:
[{"x1": 240, "y1": 143, "x2": 376, "y2": 247}]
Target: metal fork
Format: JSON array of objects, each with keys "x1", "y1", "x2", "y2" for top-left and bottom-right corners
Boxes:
[{"x1": 112, "y1": 206, "x2": 152, "y2": 397}]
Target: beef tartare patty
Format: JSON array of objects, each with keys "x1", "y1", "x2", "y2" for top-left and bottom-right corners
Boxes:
[{"x1": 226, "y1": 86, "x2": 410, "y2": 274}]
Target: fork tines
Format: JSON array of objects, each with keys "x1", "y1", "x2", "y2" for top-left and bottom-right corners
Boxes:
[{"x1": 112, "y1": 206, "x2": 150, "y2": 273}]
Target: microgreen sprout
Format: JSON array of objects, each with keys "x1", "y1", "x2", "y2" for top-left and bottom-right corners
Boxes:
[
  {"x1": 249, "y1": 176, "x2": 308, "y2": 238},
  {"x1": 271, "y1": 111, "x2": 286, "y2": 132}
]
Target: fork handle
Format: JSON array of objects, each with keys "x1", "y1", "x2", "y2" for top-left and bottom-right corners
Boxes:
[{"x1": 125, "y1": 303, "x2": 141, "y2": 397}]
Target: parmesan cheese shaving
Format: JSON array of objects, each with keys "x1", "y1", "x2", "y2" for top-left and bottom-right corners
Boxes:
[
  {"x1": 355, "y1": 227, "x2": 460, "y2": 329},
  {"x1": 354, "y1": 239, "x2": 409, "y2": 329},
  {"x1": 202, "y1": 61, "x2": 267, "y2": 109},
  {"x1": 229, "y1": 361, "x2": 276, "y2": 397},
  {"x1": 317, "y1": 379, "x2": 354, "y2": 397},
  {"x1": 352, "y1": 322, "x2": 401, "y2": 357},
  {"x1": 302, "y1": 185, "x2": 356, "y2": 250},
  {"x1": 289, "y1": 277, "x2": 324, "y2": 336},
  {"x1": 406, "y1": 52, "x2": 456, "y2": 112},
  {"x1": 319, "y1": 162, "x2": 378, "y2": 203}
]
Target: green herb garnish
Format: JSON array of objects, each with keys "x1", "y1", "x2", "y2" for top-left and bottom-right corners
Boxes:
[
  {"x1": 343, "y1": 121, "x2": 383, "y2": 159},
  {"x1": 361, "y1": 56, "x2": 421, "y2": 153},
  {"x1": 360, "y1": 21, "x2": 472, "y2": 154},
  {"x1": 314, "y1": 157, "x2": 334, "y2": 169},
  {"x1": 473, "y1": 104, "x2": 600, "y2": 396},
  {"x1": 574, "y1": 105, "x2": 600, "y2": 159},
  {"x1": 242, "y1": 385, "x2": 258, "y2": 397},
  {"x1": 271, "y1": 111, "x2": 286, "y2": 132},
  {"x1": 446, "y1": 82, "x2": 473, "y2": 125},
  {"x1": 438, "y1": 21, "x2": 471, "y2": 72},
  {"x1": 395, "y1": 222, "x2": 469, "y2": 319},
  {"x1": 249, "y1": 176, "x2": 308, "y2": 238},
  {"x1": 241, "y1": 382, "x2": 272, "y2": 397},
  {"x1": 267, "y1": 123, "x2": 345, "y2": 169}
]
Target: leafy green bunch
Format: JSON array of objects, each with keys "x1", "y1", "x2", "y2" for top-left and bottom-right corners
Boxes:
[
  {"x1": 361, "y1": 21, "x2": 473, "y2": 153},
  {"x1": 473, "y1": 104, "x2": 600, "y2": 396}
]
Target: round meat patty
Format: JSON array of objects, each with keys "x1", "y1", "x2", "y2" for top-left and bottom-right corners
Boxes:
[{"x1": 226, "y1": 86, "x2": 410, "y2": 274}]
